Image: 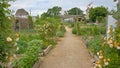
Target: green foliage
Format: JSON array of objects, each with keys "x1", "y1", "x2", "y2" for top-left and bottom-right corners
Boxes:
[
  {"x1": 0, "y1": 0, "x2": 14, "y2": 63},
  {"x1": 41, "y1": 12, "x2": 49, "y2": 19},
  {"x1": 72, "y1": 22, "x2": 80, "y2": 35},
  {"x1": 16, "y1": 41, "x2": 28, "y2": 54},
  {"x1": 12, "y1": 5, "x2": 65, "y2": 68},
  {"x1": 103, "y1": 24, "x2": 120, "y2": 67},
  {"x1": 28, "y1": 16, "x2": 34, "y2": 29},
  {"x1": 67, "y1": 7, "x2": 83, "y2": 16},
  {"x1": 89, "y1": 6, "x2": 108, "y2": 22},
  {"x1": 72, "y1": 28, "x2": 77, "y2": 34},
  {"x1": 86, "y1": 23, "x2": 120, "y2": 67},
  {"x1": 56, "y1": 31, "x2": 64, "y2": 37},
  {"x1": 88, "y1": 39, "x2": 120, "y2": 68},
  {"x1": 58, "y1": 23, "x2": 66, "y2": 33},
  {"x1": 101, "y1": 45, "x2": 120, "y2": 68},
  {"x1": 35, "y1": 15, "x2": 65, "y2": 44},
  {"x1": 37, "y1": 22, "x2": 56, "y2": 41},
  {"x1": 56, "y1": 23, "x2": 66, "y2": 37},
  {"x1": 78, "y1": 24, "x2": 106, "y2": 36},
  {"x1": 87, "y1": 35, "x2": 103, "y2": 54},
  {"x1": 13, "y1": 40, "x2": 43, "y2": 68},
  {"x1": 41, "y1": 6, "x2": 61, "y2": 18}
]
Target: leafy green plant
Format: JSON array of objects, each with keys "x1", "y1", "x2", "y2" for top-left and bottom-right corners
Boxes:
[
  {"x1": 56, "y1": 31, "x2": 64, "y2": 37},
  {"x1": 89, "y1": 6, "x2": 108, "y2": 22},
  {"x1": 56, "y1": 23, "x2": 66, "y2": 37},
  {"x1": 16, "y1": 41, "x2": 28, "y2": 54},
  {"x1": 35, "y1": 16, "x2": 65, "y2": 46},
  {"x1": 72, "y1": 28, "x2": 77, "y2": 34},
  {"x1": 87, "y1": 35, "x2": 103, "y2": 54},
  {"x1": 91, "y1": 24, "x2": 120, "y2": 68},
  {"x1": 72, "y1": 22, "x2": 80, "y2": 35},
  {"x1": 78, "y1": 24, "x2": 106, "y2": 36},
  {"x1": 0, "y1": 1, "x2": 19, "y2": 67},
  {"x1": 13, "y1": 40, "x2": 43, "y2": 68}
]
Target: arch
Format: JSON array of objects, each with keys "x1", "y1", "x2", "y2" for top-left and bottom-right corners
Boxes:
[{"x1": 15, "y1": 19, "x2": 19, "y2": 31}]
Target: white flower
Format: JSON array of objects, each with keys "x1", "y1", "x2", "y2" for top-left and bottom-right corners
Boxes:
[
  {"x1": 6, "y1": 37, "x2": 12, "y2": 42},
  {"x1": 14, "y1": 42, "x2": 17, "y2": 46},
  {"x1": 5, "y1": 52, "x2": 8, "y2": 55},
  {"x1": 109, "y1": 44, "x2": 113, "y2": 48},
  {"x1": 99, "y1": 55, "x2": 104, "y2": 59},
  {"x1": 107, "y1": 40, "x2": 113, "y2": 44},
  {"x1": 117, "y1": 46, "x2": 120, "y2": 50},
  {"x1": 113, "y1": 29, "x2": 115, "y2": 32},
  {"x1": 93, "y1": 66, "x2": 96, "y2": 68},
  {"x1": 8, "y1": 17, "x2": 11, "y2": 20},
  {"x1": 97, "y1": 52, "x2": 100, "y2": 56},
  {"x1": 104, "y1": 62, "x2": 109, "y2": 66},
  {"x1": 98, "y1": 64, "x2": 102, "y2": 68},
  {"x1": 16, "y1": 47, "x2": 19, "y2": 51},
  {"x1": 16, "y1": 38, "x2": 19, "y2": 41},
  {"x1": 95, "y1": 64, "x2": 102, "y2": 68},
  {"x1": 107, "y1": 29, "x2": 110, "y2": 34},
  {"x1": 104, "y1": 37, "x2": 106, "y2": 40},
  {"x1": 6, "y1": 56, "x2": 8, "y2": 59},
  {"x1": 13, "y1": 54, "x2": 17, "y2": 58}
]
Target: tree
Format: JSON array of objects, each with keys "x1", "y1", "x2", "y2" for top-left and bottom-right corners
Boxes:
[
  {"x1": 48, "y1": 6, "x2": 62, "y2": 16},
  {"x1": 41, "y1": 12, "x2": 49, "y2": 18},
  {"x1": 67, "y1": 7, "x2": 83, "y2": 16},
  {"x1": 89, "y1": 6, "x2": 108, "y2": 22},
  {"x1": 41, "y1": 6, "x2": 62, "y2": 18}
]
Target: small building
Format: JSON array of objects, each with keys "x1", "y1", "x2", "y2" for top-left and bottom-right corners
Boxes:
[
  {"x1": 13, "y1": 8, "x2": 33, "y2": 31},
  {"x1": 60, "y1": 15, "x2": 84, "y2": 22}
]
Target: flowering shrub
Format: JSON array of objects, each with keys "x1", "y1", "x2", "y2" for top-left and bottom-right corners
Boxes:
[
  {"x1": 38, "y1": 22, "x2": 56, "y2": 40},
  {"x1": 35, "y1": 17, "x2": 66, "y2": 44},
  {"x1": 94, "y1": 24, "x2": 120, "y2": 68},
  {"x1": 94, "y1": 50, "x2": 110, "y2": 68},
  {"x1": 0, "y1": 1, "x2": 16, "y2": 67},
  {"x1": 0, "y1": 33, "x2": 20, "y2": 67}
]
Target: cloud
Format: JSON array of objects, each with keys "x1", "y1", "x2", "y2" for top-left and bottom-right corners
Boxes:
[
  {"x1": 31, "y1": 10, "x2": 47, "y2": 16},
  {"x1": 10, "y1": 0, "x2": 117, "y2": 16}
]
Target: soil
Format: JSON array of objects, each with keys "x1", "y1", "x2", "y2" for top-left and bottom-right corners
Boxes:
[{"x1": 39, "y1": 27, "x2": 92, "y2": 68}]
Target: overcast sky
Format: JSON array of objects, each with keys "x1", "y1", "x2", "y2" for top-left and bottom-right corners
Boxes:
[{"x1": 10, "y1": 0, "x2": 117, "y2": 16}]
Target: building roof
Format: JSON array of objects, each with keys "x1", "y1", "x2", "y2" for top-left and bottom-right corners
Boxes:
[{"x1": 15, "y1": 8, "x2": 29, "y2": 16}]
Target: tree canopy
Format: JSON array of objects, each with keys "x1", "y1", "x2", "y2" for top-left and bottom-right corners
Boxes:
[
  {"x1": 67, "y1": 7, "x2": 83, "y2": 16},
  {"x1": 89, "y1": 6, "x2": 108, "y2": 22},
  {"x1": 41, "y1": 6, "x2": 62, "y2": 18}
]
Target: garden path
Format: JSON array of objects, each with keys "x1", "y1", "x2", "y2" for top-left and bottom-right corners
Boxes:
[{"x1": 39, "y1": 27, "x2": 92, "y2": 68}]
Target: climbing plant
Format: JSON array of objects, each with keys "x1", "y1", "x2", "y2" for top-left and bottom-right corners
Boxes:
[{"x1": 0, "y1": 0, "x2": 17, "y2": 67}]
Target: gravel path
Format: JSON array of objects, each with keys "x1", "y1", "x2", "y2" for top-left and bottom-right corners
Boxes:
[{"x1": 39, "y1": 27, "x2": 92, "y2": 68}]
